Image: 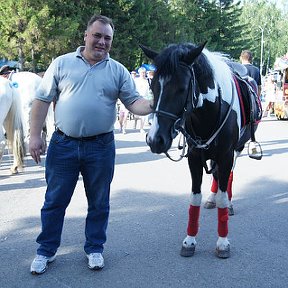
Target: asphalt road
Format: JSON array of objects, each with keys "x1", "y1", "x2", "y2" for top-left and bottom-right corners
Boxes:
[{"x1": 0, "y1": 116, "x2": 287, "y2": 288}]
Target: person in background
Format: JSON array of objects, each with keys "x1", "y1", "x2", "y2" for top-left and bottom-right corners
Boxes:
[
  {"x1": 131, "y1": 70, "x2": 137, "y2": 79},
  {"x1": 117, "y1": 71, "x2": 136, "y2": 134},
  {"x1": 118, "y1": 100, "x2": 129, "y2": 134},
  {"x1": 263, "y1": 74, "x2": 276, "y2": 117},
  {"x1": 240, "y1": 50, "x2": 262, "y2": 96},
  {"x1": 146, "y1": 70, "x2": 154, "y2": 125},
  {"x1": 29, "y1": 14, "x2": 153, "y2": 275},
  {"x1": 133, "y1": 67, "x2": 150, "y2": 133}
]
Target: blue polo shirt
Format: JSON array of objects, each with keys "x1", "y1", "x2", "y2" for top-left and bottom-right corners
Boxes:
[{"x1": 36, "y1": 46, "x2": 141, "y2": 137}]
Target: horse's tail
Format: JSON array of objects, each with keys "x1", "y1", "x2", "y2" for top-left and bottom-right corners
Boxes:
[
  {"x1": 45, "y1": 104, "x2": 55, "y2": 139},
  {"x1": 4, "y1": 87, "x2": 26, "y2": 170}
]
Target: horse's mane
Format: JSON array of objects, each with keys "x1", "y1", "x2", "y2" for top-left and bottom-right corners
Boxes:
[{"x1": 154, "y1": 43, "x2": 214, "y2": 81}]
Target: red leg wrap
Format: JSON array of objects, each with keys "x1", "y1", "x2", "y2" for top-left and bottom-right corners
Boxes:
[
  {"x1": 187, "y1": 205, "x2": 200, "y2": 236},
  {"x1": 227, "y1": 172, "x2": 233, "y2": 201},
  {"x1": 211, "y1": 177, "x2": 218, "y2": 193},
  {"x1": 218, "y1": 207, "x2": 229, "y2": 237}
]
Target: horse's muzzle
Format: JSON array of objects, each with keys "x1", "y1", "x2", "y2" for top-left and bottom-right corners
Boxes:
[{"x1": 146, "y1": 130, "x2": 172, "y2": 154}]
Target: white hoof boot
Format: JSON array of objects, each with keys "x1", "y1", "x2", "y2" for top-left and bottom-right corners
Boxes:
[
  {"x1": 204, "y1": 192, "x2": 216, "y2": 209},
  {"x1": 215, "y1": 237, "x2": 230, "y2": 258},
  {"x1": 180, "y1": 236, "x2": 197, "y2": 257},
  {"x1": 228, "y1": 202, "x2": 234, "y2": 216}
]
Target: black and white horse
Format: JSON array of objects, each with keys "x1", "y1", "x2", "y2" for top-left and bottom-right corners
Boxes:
[{"x1": 140, "y1": 43, "x2": 262, "y2": 258}]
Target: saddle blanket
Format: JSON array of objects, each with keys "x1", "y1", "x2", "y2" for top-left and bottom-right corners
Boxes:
[{"x1": 233, "y1": 75, "x2": 262, "y2": 127}]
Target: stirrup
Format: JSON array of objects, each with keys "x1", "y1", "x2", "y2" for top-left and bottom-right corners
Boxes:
[{"x1": 248, "y1": 141, "x2": 262, "y2": 160}]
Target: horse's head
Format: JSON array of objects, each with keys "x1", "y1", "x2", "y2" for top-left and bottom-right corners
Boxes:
[{"x1": 140, "y1": 42, "x2": 206, "y2": 154}]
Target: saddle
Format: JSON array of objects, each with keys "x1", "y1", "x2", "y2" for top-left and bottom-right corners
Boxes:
[
  {"x1": 234, "y1": 74, "x2": 262, "y2": 127},
  {"x1": 228, "y1": 61, "x2": 263, "y2": 160},
  {"x1": 227, "y1": 61, "x2": 262, "y2": 127}
]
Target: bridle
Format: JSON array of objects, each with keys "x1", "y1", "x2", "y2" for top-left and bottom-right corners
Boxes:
[
  {"x1": 154, "y1": 63, "x2": 197, "y2": 123},
  {"x1": 152, "y1": 63, "x2": 235, "y2": 167}
]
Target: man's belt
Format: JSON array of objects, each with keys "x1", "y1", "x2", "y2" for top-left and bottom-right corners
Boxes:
[{"x1": 56, "y1": 129, "x2": 108, "y2": 141}]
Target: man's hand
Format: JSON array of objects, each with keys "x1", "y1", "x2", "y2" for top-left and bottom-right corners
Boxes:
[
  {"x1": 29, "y1": 135, "x2": 44, "y2": 164},
  {"x1": 29, "y1": 99, "x2": 51, "y2": 163},
  {"x1": 128, "y1": 98, "x2": 154, "y2": 116}
]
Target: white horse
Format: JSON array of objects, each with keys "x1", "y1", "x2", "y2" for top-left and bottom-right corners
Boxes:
[
  {"x1": 10, "y1": 71, "x2": 54, "y2": 151},
  {"x1": 0, "y1": 71, "x2": 54, "y2": 174},
  {"x1": 0, "y1": 77, "x2": 25, "y2": 174}
]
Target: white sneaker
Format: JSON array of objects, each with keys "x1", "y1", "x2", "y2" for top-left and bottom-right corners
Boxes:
[
  {"x1": 87, "y1": 253, "x2": 104, "y2": 270},
  {"x1": 30, "y1": 254, "x2": 56, "y2": 275}
]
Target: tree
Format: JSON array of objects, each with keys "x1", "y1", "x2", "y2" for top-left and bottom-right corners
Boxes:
[
  {"x1": 0, "y1": 0, "x2": 287, "y2": 73},
  {"x1": 212, "y1": 0, "x2": 246, "y2": 59},
  {"x1": 240, "y1": 0, "x2": 288, "y2": 73},
  {"x1": 0, "y1": 0, "x2": 87, "y2": 71}
]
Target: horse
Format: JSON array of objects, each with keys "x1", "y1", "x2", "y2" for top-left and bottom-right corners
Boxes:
[
  {"x1": 140, "y1": 42, "x2": 262, "y2": 258},
  {"x1": 0, "y1": 77, "x2": 25, "y2": 174},
  {"x1": 0, "y1": 71, "x2": 54, "y2": 173}
]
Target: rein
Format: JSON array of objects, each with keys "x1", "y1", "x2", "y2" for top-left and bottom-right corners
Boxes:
[
  {"x1": 178, "y1": 85, "x2": 235, "y2": 150},
  {"x1": 157, "y1": 64, "x2": 235, "y2": 170}
]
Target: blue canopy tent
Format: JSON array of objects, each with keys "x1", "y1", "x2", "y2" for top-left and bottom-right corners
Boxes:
[
  {"x1": 136, "y1": 63, "x2": 156, "y2": 72},
  {"x1": 0, "y1": 59, "x2": 19, "y2": 69}
]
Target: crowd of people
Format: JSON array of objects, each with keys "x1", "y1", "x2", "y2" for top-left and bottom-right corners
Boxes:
[
  {"x1": 118, "y1": 67, "x2": 154, "y2": 134},
  {"x1": 240, "y1": 49, "x2": 284, "y2": 119},
  {"x1": 261, "y1": 70, "x2": 284, "y2": 118}
]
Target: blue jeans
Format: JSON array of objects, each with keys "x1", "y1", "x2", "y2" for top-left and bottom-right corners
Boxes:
[{"x1": 36, "y1": 130, "x2": 115, "y2": 257}]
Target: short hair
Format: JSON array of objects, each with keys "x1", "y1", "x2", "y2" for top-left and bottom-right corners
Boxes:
[
  {"x1": 240, "y1": 50, "x2": 253, "y2": 62},
  {"x1": 87, "y1": 15, "x2": 114, "y2": 31},
  {"x1": 138, "y1": 67, "x2": 146, "y2": 73}
]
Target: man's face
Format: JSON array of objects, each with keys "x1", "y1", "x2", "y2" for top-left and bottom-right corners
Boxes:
[{"x1": 83, "y1": 20, "x2": 113, "y2": 64}]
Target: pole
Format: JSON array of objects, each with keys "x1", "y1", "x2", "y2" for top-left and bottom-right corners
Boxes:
[{"x1": 259, "y1": 27, "x2": 264, "y2": 76}]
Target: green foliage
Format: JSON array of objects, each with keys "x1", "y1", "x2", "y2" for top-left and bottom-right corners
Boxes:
[
  {"x1": 0, "y1": 0, "x2": 287, "y2": 73},
  {"x1": 240, "y1": 0, "x2": 288, "y2": 73}
]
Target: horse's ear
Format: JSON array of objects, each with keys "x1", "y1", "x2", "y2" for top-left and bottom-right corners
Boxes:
[
  {"x1": 139, "y1": 44, "x2": 159, "y2": 60},
  {"x1": 185, "y1": 41, "x2": 207, "y2": 65}
]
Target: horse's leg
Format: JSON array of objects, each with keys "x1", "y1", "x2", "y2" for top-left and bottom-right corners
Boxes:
[
  {"x1": 226, "y1": 150, "x2": 242, "y2": 215},
  {"x1": 215, "y1": 156, "x2": 234, "y2": 258},
  {"x1": 205, "y1": 153, "x2": 238, "y2": 216},
  {"x1": 10, "y1": 128, "x2": 25, "y2": 174},
  {"x1": 180, "y1": 154, "x2": 203, "y2": 257},
  {"x1": 0, "y1": 130, "x2": 6, "y2": 163},
  {"x1": 204, "y1": 171, "x2": 218, "y2": 209},
  {"x1": 226, "y1": 172, "x2": 234, "y2": 215},
  {"x1": 41, "y1": 124, "x2": 47, "y2": 155},
  {"x1": 205, "y1": 172, "x2": 234, "y2": 214}
]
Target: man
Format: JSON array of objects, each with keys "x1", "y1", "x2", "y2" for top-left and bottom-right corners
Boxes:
[
  {"x1": 240, "y1": 50, "x2": 262, "y2": 96},
  {"x1": 29, "y1": 14, "x2": 152, "y2": 275}
]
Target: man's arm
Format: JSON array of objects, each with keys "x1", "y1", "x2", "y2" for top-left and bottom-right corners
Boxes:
[
  {"x1": 127, "y1": 98, "x2": 153, "y2": 116},
  {"x1": 29, "y1": 99, "x2": 51, "y2": 164}
]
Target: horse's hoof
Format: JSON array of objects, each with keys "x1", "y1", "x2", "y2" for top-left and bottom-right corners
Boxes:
[
  {"x1": 180, "y1": 244, "x2": 195, "y2": 257},
  {"x1": 228, "y1": 205, "x2": 234, "y2": 216},
  {"x1": 204, "y1": 201, "x2": 216, "y2": 209},
  {"x1": 10, "y1": 168, "x2": 19, "y2": 175},
  {"x1": 215, "y1": 245, "x2": 230, "y2": 259}
]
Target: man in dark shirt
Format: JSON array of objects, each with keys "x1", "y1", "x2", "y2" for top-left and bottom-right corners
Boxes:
[{"x1": 240, "y1": 50, "x2": 262, "y2": 96}]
